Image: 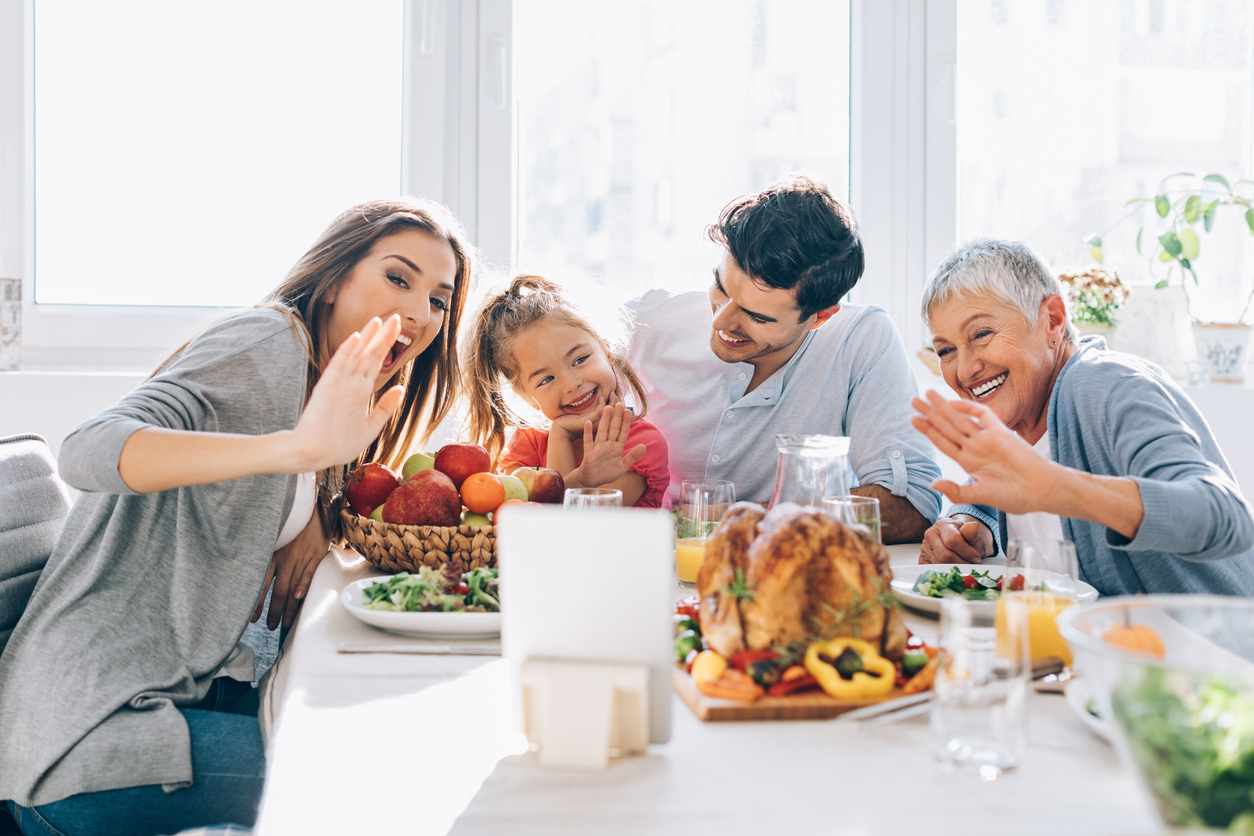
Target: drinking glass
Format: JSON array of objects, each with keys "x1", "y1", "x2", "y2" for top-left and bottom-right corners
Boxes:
[
  {"x1": 932, "y1": 595, "x2": 1031, "y2": 779},
  {"x1": 563, "y1": 488, "x2": 622, "y2": 509},
  {"x1": 999, "y1": 539, "x2": 1080, "y2": 668},
  {"x1": 676, "y1": 479, "x2": 735, "y2": 585},
  {"x1": 820, "y1": 495, "x2": 881, "y2": 544}
]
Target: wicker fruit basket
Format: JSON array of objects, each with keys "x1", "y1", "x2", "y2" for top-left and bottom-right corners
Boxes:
[{"x1": 340, "y1": 509, "x2": 496, "y2": 574}]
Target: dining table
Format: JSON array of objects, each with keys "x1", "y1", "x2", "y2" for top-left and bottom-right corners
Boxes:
[{"x1": 253, "y1": 542, "x2": 1160, "y2": 836}]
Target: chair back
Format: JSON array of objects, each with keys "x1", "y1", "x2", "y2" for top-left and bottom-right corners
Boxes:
[{"x1": 0, "y1": 434, "x2": 71, "y2": 656}]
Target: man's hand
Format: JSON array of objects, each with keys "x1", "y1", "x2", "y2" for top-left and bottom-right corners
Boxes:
[
  {"x1": 920, "y1": 515, "x2": 994, "y2": 565},
  {"x1": 850, "y1": 484, "x2": 930, "y2": 544},
  {"x1": 253, "y1": 510, "x2": 331, "y2": 630}
]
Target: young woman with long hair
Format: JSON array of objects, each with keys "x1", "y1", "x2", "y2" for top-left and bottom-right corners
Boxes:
[{"x1": 0, "y1": 198, "x2": 473, "y2": 836}]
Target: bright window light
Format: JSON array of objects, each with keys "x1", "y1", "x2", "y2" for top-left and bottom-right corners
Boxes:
[
  {"x1": 34, "y1": 0, "x2": 404, "y2": 307},
  {"x1": 957, "y1": 0, "x2": 1254, "y2": 324},
  {"x1": 515, "y1": 0, "x2": 851, "y2": 301}
]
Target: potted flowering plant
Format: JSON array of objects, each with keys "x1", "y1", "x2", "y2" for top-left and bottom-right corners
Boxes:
[
  {"x1": 1088, "y1": 172, "x2": 1254, "y2": 382},
  {"x1": 1058, "y1": 267, "x2": 1128, "y2": 341}
]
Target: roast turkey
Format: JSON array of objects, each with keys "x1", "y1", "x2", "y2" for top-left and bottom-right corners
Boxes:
[{"x1": 696, "y1": 502, "x2": 906, "y2": 661}]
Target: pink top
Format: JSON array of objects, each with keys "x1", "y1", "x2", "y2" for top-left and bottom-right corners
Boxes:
[{"x1": 499, "y1": 418, "x2": 671, "y2": 508}]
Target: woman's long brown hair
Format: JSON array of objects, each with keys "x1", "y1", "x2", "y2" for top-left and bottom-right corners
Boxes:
[
  {"x1": 156, "y1": 198, "x2": 474, "y2": 536},
  {"x1": 463, "y1": 274, "x2": 648, "y2": 465}
]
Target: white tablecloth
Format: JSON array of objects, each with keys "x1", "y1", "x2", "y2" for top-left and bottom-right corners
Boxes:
[{"x1": 254, "y1": 545, "x2": 1158, "y2": 836}]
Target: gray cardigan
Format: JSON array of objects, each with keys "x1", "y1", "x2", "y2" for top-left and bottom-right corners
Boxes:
[
  {"x1": 0, "y1": 308, "x2": 306, "y2": 806},
  {"x1": 952, "y1": 336, "x2": 1254, "y2": 596}
]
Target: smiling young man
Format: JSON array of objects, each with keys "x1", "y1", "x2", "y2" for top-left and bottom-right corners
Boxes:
[{"x1": 625, "y1": 176, "x2": 940, "y2": 544}]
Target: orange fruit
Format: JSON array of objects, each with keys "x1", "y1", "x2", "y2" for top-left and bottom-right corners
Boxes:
[
  {"x1": 1102, "y1": 623, "x2": 1167, "y2": 659},
  {"x1": 461, "y1": 472, "x2": 505, "y2": 514}
]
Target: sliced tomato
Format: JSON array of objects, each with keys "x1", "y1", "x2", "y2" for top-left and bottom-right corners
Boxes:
[
  {"x1": 995, "y1": 576, "x2": 1005, "y2": 591},
  {"x1": 961, "y1": 574, "x2": 979, "y2": 590},
  {"x1": 675, "y1": 595, "x2": 700, "y2": 619},
  {"x1": 1008, "y1": 573, "x2": 1026, "y2": 591}
]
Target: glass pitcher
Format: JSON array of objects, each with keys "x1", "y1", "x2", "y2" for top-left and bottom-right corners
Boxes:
[{"x1": 767, "y1": 434, "x2": 851, "y2": 509}]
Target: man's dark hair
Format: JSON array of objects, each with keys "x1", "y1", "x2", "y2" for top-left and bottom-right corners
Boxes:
[{"x1": 706, "y1": 175, "x2": 864, "y2": 320}]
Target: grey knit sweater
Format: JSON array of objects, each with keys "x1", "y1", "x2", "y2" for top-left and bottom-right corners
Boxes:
[
  {"x1": 0, "y1": 308, "x2": 306, "y2": 806},
  {"x1": 952, "y1": 336, "x2": 1254, "y2": 596}
]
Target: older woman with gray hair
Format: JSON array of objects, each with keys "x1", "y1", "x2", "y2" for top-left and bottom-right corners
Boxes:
[{"x1": 911, "y1": 238, "x2": 1254, "y2": 596}]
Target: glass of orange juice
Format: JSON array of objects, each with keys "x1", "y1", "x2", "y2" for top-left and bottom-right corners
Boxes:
[
  {"x1": 996, "y1": 539, "x2": 1080, "y2": 668},
  {"x1": 675, "y1": 479, "x2": 735, "y2": 585}
]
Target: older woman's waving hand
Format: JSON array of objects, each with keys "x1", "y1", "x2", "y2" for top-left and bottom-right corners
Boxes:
[
  {"x1": 911, "y1": 390, "x2": 1144, "y2": 539},
  {"x1": 912, "y1": 238, "x2": 1254, "y2": 596}
]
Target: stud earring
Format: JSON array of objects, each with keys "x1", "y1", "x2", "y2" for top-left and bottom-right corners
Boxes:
[{"x1": 1052, "y1": 340, "x2": 1057, "y2": 345}]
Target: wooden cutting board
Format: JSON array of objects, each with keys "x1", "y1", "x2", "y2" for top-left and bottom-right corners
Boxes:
[{"x1": 673, "y1": 667, "x2": 905, "y2": 722}]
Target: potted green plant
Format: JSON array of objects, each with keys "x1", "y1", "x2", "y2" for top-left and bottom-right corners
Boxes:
[
  {"x1": 1088, "y1": 172, "x2": 1254, "y2": 382},
  {"x1": 1058, "y1": 267, "x2": 1128, "y2": 343}
]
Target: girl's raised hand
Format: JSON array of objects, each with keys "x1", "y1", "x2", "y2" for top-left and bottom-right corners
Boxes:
[
  {"x1": 573, "y1": 400, "x2": 646, "y2": 488},
  {"x1": 288, "y1": 315, "x2": 406, "y2": 471}
]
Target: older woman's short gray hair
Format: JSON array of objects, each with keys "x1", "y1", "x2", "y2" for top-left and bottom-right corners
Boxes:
[{"x1": 921, "y1": 239, "x2": 1079, "y2": 342}]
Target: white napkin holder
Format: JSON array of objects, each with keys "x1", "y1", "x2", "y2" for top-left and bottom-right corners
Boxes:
[
  {"x1": 496, "y1": 505, "x2": 675, "y2": 772},
  {"x1": 520, "y1": 657, "x2": 650, "y2": 769}
]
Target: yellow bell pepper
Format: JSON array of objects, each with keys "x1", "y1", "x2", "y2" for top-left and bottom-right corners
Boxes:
[{"x1": 804, "y1": 637, "x2": 895, "y2": 700}]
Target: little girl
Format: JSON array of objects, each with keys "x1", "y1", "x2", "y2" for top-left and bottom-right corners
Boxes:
[{"x1": 465, "y1": 275, "x2": 670, "y2": 507}]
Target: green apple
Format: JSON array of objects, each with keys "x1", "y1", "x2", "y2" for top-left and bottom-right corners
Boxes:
[
  {"x1": 369, "y1": 504, "x2": 385, "y2": 523},
  {"x1": 499, "y1": 474, "x2": 529, "y2": 503},
  {"x1": 401, "y1": 451, "x2": 437, "y2": 480},
  {"x1": 461, "y1": 510, "x2": 492, "y2": 527}
]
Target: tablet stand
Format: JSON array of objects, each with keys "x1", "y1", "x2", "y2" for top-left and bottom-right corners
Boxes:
[{"x1": 520, "y1": 657, "x2": 651, "y2": 770}]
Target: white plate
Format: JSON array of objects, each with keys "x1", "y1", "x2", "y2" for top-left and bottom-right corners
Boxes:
[
  {"x1": 340, "y1": 577, "x2": 501, "y2": 638},
  {"x1": 890, "y1": 563, "x2": 1099, "y2": 618},
  {"x1": 1064, "y1": 678, "x2": 1113, "y2": 743}
]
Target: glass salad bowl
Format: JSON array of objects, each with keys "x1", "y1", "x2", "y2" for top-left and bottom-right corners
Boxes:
[{"x1": 1058, "y1": 595, "x2": 1254, "y2": 834}]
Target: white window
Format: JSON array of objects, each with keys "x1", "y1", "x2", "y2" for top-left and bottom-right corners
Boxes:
[
  {"x1": 957, "y1": 0, "x2": 1254, "y2": 328},
  {"x1": 514, "y1": 0, "x2": 852, "y2": 301},
  {"x1": 34, "y1": 0, "x2": 405, "y2": 309},
  {"x1": 2, "y1": 0, "x2": 934, "y2": 369}
]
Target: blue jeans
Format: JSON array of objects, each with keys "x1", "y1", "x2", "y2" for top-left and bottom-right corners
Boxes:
[{"x1": 6, "y1": 680, "x2": 264, "y2": 836}]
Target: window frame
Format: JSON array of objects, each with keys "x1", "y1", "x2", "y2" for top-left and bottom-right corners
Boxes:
[{"x1": 1, "y1": 0, "x2": 952, "y2": 370}]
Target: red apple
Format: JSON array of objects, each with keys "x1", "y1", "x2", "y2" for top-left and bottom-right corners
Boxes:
[
  {"x1": 433, "y1": 442, "x2": 492, "y2": 490},
  {"x1": 345, "y1": 462, "x2": 401, "y2": 517},
  {"x1": 382, "y1": 469, "x2": 461, "y2": 527},
  {"x1": 512, "y1": 467, "x2": 566, "y2": 504}
]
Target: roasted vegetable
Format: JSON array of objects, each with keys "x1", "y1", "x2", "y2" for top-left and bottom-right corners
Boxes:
[
  {"x1": 690, "y1": 650, "x2": 728, "y2": 686},
  {"x1": 766, "y1": 668, "x2": 821, "y2": 697},
  {"x1": 805, "y1": 637, "x2": 895, "y2": 700},
  {"x1": 901, "y1": 650, "x2": 930, "y2": 679},
  {"x1": 901, "y1": 654, "x2": 939, "y2": 696},
  {"x1": 697, "y1": 668, "x2": 765, "y2": 702},
  {"x1": 675, "y1": 629, "x2": 703, "y2": 664}
]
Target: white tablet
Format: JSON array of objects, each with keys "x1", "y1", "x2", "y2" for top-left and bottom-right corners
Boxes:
[{"x1": 496, "y1": 504, "x2": 674, "y2": 746}]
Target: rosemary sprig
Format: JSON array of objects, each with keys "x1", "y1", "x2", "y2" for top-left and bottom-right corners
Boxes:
[
  {"x1": 721, "y1": 569, "x2": 757, "y2": 604},
  {"x1": 806, "y1": 580, "x2": 899, "y2": 640}
]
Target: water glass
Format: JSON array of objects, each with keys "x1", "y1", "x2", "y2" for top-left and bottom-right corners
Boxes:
[
  {"x1": 676, "y1": 479, "x2": 735, "y2": 585},
  {"x1": 932, "y1": 595, "x2": 1031, "y2": 779},
  {"x1": 563, "y1": 488, "x2": 622, "y2": 509},
  {"x1": 1002, "y1": 539, "x2": 1079, "y2": 667},
  {"x1": 820, "y1": 495, "x2": 881, "y2": 544}
]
